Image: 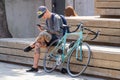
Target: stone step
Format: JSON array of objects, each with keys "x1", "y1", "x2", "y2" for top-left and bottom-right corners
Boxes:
[
  {"x1": 95, "y1": 0, "x2": 120, "y2": 17},
  {"x1": 0, "y1": 38, "x2": 120, "y2": 79},
  {"x1": 40, "y1": 16, "x2": 120, "y2": 45},
  {"x1": 0, "y1": 53, "x2": 120, "y2": 79},
  {"x1": 0, "y1": 62, "x2": 110, "y2": 80},
  {"x1": 0, "y1": 44, "x2": 120, "y2": 69}
]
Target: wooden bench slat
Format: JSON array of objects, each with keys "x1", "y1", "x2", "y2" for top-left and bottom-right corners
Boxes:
[
  {"x1": 0, "y1": 39, "x2": 120, "y2": 70},
  {"x1": 0, "y1": 38, "x2": 120, "y2": 79},
  {"x1": 96, "y1": 2, "x2": 120, "y2": 8},
  {"x1": 67, "y1": 35, "x2": 120, "y2": 44},
  {"x1": 96, "y1": 0, "x2": 120, "y2": 2},
  {"x1": 0, "y1": 38, "x2": 34, "y2": 49},
  {"x1": 0, "y1": 53, "x2": 120, "y2": 79},
  {"x1": 71, "y1": 27, "x2": 120, "y2": 36},
  {"x1": 0, "y1": 45, "x2": 120, "y2": 61},
  {"x1": 96, "y1": 8, "x2": 120, "y2": 16},
  {"x1": 86, "y1": 67, "x2": 120, "y2": 79},
  {"x1": 66, "y1": 17, "x2": 120, "y2": 29}
]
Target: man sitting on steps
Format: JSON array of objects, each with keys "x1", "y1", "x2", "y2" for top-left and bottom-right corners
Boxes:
[{"x1": 24, "y1": 6, "x2": 65, "y2": 72}]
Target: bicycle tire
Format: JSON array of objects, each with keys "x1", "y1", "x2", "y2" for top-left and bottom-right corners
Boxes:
[
  {"x1": 43, "y1": 39, "x2": 62, "y2": 73},
  {"x1": 67, "y1": 42, "x2": 91, "y2": 77}
]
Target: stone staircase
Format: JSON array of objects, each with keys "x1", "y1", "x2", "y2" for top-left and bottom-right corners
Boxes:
[
  {"x1": 0, "y1": 28, "x2": 119, "y2": 79},
  {"x1": 0, "y1": 0, "x2": 120, "y2": 79}
]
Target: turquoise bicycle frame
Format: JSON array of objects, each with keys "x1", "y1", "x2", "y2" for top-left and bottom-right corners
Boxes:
[{"x1": 49, "y1": 28, "x2": 83, "y2": 63}]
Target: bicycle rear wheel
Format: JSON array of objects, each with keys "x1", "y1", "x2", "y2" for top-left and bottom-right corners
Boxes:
[
  {"x1": 43, "y1": 39, "x2": 62, "y2": 73},
  {"x1": 67, "y1": 42, "x2": 91, "y2": 77}
]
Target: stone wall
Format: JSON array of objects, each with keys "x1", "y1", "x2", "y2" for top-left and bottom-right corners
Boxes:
[
  {"x1": 5, "y1": 0, "x2": 45, "y2": 38},
  {"x1": 5, "y1": 0, "x2": 94, "y2": 38}
]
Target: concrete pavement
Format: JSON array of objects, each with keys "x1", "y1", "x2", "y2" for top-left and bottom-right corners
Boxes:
[{"x1": 0, "y1": 61, "x2": 105, "y2": 80}]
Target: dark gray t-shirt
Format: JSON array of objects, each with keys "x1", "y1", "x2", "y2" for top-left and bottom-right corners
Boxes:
[{"x1": 46, "y1": 13, "x2": 63, "y2": 38}]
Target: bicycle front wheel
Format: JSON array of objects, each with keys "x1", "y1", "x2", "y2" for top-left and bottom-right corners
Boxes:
[
  {"x1": 43, "y1": 39, "x2": 62, "y2": 73},
  {"x1": 67, "y1": 42, "x2": 91, "y2": 77}
]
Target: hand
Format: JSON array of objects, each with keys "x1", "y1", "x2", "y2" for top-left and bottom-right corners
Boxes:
[
  {"x1": 37, "y1": 24, "x2": 41, "y2": 27},
  {"x1": 24, "y1": 46, "x2": 33, "y2": 52},
  {"x1": 37, "y1": 24, "x2": 44, "y2": 31}
]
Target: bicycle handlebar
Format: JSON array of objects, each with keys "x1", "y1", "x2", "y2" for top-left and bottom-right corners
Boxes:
[
  {"x1": 84, "y1": 27, "x2": 100, "y2": 40},
  {"x1": 76, "y1": 23, "x2": 100, "y2": 40},
  {"x1": 37, "y1": 23, "x2": 100, "y2": 40}
]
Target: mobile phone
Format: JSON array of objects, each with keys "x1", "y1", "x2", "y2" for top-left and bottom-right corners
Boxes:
[{"x1": 37, "y1": 24, "x2": 41, "y2": 27}]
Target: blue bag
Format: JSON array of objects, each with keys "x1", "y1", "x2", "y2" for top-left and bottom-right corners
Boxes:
[{"x1": 51, "y1": 13, "x2": 70, "y2": 35}]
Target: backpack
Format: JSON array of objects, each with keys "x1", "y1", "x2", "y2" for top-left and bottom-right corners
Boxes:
[{"x1": 51, "y1": 13, "x2": 70, "y2": 35}]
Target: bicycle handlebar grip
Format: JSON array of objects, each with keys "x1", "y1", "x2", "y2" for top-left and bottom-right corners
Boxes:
[
  {"x1": 83, "y1": 27, "x2": 100, "y2": 40},
  {"x1": 91, "y1": 31, "x2": 100, "y2": 40}
]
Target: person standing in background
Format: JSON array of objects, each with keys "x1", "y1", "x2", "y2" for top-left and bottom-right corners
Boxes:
[{"x1": 64, "y1": 6, "x2": 78, "y2": 16}]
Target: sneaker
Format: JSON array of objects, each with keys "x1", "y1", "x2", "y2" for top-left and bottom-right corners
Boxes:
[
  {"x1": 24, "y1": 46, "x2": 33, "y2": 52},
  {"x1": 26, "y1": 67, "x2": 38, "y2": 72}
]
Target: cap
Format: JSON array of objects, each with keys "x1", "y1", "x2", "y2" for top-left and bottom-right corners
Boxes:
[{"x1": 37, "y1": 6, "x2": 47, "y2": 18}]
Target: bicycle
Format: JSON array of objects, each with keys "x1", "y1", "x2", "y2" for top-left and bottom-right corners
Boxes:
[{"x1": 43, "y1": 23, "x2": 100, "y2": 77}]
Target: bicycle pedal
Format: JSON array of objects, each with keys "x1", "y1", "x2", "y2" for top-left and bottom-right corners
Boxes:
[{"x1": 77, "y1": 58, "x2": 82, "y2": 61}]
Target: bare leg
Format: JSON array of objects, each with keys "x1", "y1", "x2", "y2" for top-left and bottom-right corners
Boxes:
[
  {"x1": 33, "y1": 42, "x2": 40, "y2": 68},
  {"x1": 30, "y1": 31, "x2": 52, "y2": 68},
  {"x1": 26, "y1": 31, "x2": 52, "y2": 72}
]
